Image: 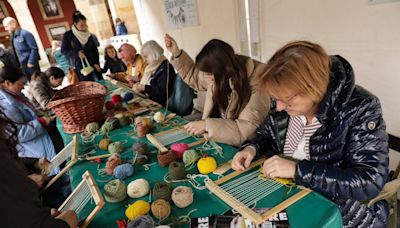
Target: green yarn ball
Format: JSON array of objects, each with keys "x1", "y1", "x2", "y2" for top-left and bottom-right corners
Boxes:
[
  {"x1": 85, "y1": 122, "x2": 99, "y2": 133},
  {"x1": 108, "y1": 141, "x2": 124, "y2": 154},
  {"x1": 182, "y1": 149, "x2": 201, "y2": 167},
  {"x1": 104, "y1": 179, "x2": 127, "y2": 203},
  {"x1": 100, "y1": 122, "x2": 114, "y2": 135}
]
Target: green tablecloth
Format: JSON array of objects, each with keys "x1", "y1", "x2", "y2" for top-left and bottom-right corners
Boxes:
[{"x1": 56, "y1": 80, "x2": 342, "y2": 227}]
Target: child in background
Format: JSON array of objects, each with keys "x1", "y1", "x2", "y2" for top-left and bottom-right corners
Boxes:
[{"x1": 102, "y1": 45, "x2": 127, "y2": 77}]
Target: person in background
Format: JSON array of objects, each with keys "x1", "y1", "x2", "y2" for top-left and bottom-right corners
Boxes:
[
  {"x1": 51, "y1": 40, "x2": 69, "y2": 75},
  {"x1": 164, "y1": 34, "x2": 269, "y2": 147},
  {"x1": 0, "y1": 107, "x2": 78, "y2": 227},
  {"x1": 0, "y1": 43, "x2": 19, "y2": 68},
  {"x1": 2, "y1": 17, "x2": 40, "y2": 81},
  {"x1": 61, "y1": 11, "x2": 103, "y2": 82},
  {"x1": 101, "y1": 44, "x2": 127, "y2": 75},
  {"x1": 117, "y1": 43, "x2": 147, "y2": 85},
  {"x1": 132, "y1": 40, "x2": 175, "y2": 107},
  {"x1": 232, "y1": 41, "x2": 389, "y2": 227},
  {"x1": 115, "y1": 17, "x2": 128, "y2": 36}
]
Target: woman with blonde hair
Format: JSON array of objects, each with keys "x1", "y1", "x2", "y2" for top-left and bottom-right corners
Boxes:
[
  {"x1": 232, "y1": 41, "x2": 389, "y2": 227},
  {"x1": 132, "y1": 40, "x2": 175, "y2": 107}
]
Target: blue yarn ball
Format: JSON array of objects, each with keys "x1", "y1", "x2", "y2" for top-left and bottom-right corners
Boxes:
[
  {"x1": 114, "y1": 163, "x2": 134, "y2": 180},
  {"x1": 122, "y1": 92, "x2": 134, "y2": 102}
]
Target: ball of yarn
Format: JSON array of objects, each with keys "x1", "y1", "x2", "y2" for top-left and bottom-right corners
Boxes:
[
  {"x1": 152, "y1": 182, "x2": 172, "y2": 201},
  {"x1": 135, "y1": 123, "x2": 148, "y2": 138},
  {"x1": 111, "y1": 94, "x2": 122, "y2": 105},
  {"x1": 105, "y1": 153, "x2": 122, "y2": 175},
  {"x1": 103, "y1": 179, "x2": 127, "y2": 203},
  {"x1": 135, "y1": 117, "x2": 153, "y2": 130},
  {"x1": 99, "y1": 138, "x2": 112, "y2": 150},
  {"x1": 100, "y1": 122, "x2": 114, "y2": 135},
  {"x1": 105, "y1": 101, "x2": 115, "y2": 110},
  {"x1": 171, "y1": 186, "x2": 194, "y2": 208},
  {"x1": 122, "y1": 92, "x2": 134, "y2": 102},
  {"x1": 157, "y1": 150, "x2": 177, "y2": 167},
  {"x1": 151, "y1": 199, "x2": 171, "y2": 220},
  {"x1": 125, "y1": 200, "x2": 150, "y2": 220},
  {"x1": 168, "y1": 161, "x2": 186, "y2": 180},
  {"x1": 118, "y1": 115, "x2": 131, "y2": 127},
  {"x1": 132, "y1": 142, "x2": 150, "y2": 165},
  {"x1": 153, "y1": 111, "x2": 165, "y2": 123},
  {"x1": 197, "y1": 155, "x2": 217, "y2": 174},
  {"x1": 106, "y1": 117, "x2": 120, "y2": 129},
  {"x1": 171, "y1": 143, "x2": 189, "y2": 159},
  {"x1": 114, "y1": 163, "x2": 134, "y2": 180},
  {"x1": 85, "y1": 122, "x2": 99, "y2": 133},
  {"x1": 127, "y1": 215, "x2": 154, "y2": 228},
  {"x1": 108, "y1": 141, "x2": 124, "y2": 154},
  {"x1": 127, "y1": 178, "x2": 150, "y2": 198},
  {"x1": 182, "y1": 149, "x2": 201, "y2": 167}
]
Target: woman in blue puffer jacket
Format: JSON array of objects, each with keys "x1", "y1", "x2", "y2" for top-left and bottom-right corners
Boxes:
[{"x1": 232, "y1": 41, "x2": 389, "y2": 227}]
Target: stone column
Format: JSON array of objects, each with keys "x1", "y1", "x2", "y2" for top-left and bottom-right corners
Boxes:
[{"x1": 7, "y1": 0, "x2": 50, "y2": 66}]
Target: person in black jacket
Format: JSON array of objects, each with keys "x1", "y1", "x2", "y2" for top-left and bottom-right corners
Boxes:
[
  {"x1": 0, "y1": 107, "x2": 77, "y2": 227},
  {"x1": 0, "y1": 44, "x2": 19, "y2": 68},
  {"x1": 132, "y1": 40, "x2": 175, "y2": 107},
  {"x1": 61, "y1": 11, "x2": 102, "y2": 82},
  {"x1": 232, "y1": 41, "x2": 389, "y2": 227},
  {"x1": 101, "y1": 44, "x2": 126, "y2": 75}
]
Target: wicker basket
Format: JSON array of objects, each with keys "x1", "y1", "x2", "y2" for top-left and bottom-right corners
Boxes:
[{"x1": 48, "y1": 82, "x2": 108, "y2": 134}]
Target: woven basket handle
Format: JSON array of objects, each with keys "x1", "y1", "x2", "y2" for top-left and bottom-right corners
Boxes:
[{"x1": 81, "y1": 57, "x2": 91, "y2": 67}]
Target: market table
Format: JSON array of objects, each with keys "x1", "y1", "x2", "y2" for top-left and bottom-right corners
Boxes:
[{"x1": 56, "y1": 80, "x2": 342, "y2": 227}]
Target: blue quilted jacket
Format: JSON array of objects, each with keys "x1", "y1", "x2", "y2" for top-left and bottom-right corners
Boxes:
[{"x1": 242, "y1": 55, "x2": 389, "y2": 227}]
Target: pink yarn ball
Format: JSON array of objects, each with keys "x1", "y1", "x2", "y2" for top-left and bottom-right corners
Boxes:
[
  {"x1": 171, "y1": 143, "x2": 189, "y2": 159},
  {"x1": 105, "y1": 154, "x2": 122, "y2": 175},
  {"x1": 111, "y1": 94, "x2": 122, "y2": 105}
]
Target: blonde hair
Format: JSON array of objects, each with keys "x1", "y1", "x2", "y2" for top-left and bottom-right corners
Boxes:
[
  {"x1": 261, "y1": 41, "x2": 331, "y2": 104},
  {"x1": 141, "y1": 40, "x2": 164, "y2": 64}
]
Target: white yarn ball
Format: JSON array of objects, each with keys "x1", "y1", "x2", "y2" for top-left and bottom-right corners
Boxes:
[
  {"x1": 127, "y1": 178, "x2": 150, "y2": 198},
  {"x1": 153, "y1": 111, "x2": 165, "y2": 123}
]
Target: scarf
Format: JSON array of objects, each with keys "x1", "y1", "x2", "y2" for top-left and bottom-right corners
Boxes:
[
  {"x1": 140, "y1": 56, "x2": 166, "y2": 85},
  {"x1": 72, "y1": 25, "x2": 91, "y2": 45}
]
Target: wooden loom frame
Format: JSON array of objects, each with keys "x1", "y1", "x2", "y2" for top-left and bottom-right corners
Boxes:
[
  {"x1": 146, "y1": 127, "x2": 206, "y2": 153},
  {"x1": 205, "y1": 158, "x2": 312, "y2": 225},
  {"x1": 43, "y1": 135, "x2": 79, "y2": 191},
  {"x1": 58, "y1": 171, "x2": 104, "y2": 228}
]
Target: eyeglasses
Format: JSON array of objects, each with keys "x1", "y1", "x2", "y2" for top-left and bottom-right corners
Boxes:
[{"x1": 271, "y1": 93, "x2": 299, "y2": 107}]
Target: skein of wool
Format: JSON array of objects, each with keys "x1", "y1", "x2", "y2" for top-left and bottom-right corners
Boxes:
[
  {"x1": 153, "y1": 111, "x2": 165, "y2": 123},
  {"x1": 125, "y1": 200, "x2": 150, "y2": 220},
  {"x1": 171, "y1": 186, "x2": 194, "y2": 208},
  {"x1": 105, "y1": 101, "x2": 115, "y2": 110},
  {"x1": 197, "y1": 155, "x2": 217, "y2": 174},
  {"x1": 157, "y1": 150, "x2": 177, "y2": 167},
  {"x1": 170, "y1": 143, "x2": 189, "y2": 159},
  {"x1": 105, "y1": 154, "x2": 122, "y2": 175},
  {"x1": 152, "y1": 182, "x2": 173, "y2": 201},
  {"x1": 108, "y1": 141, "x2": 124, "y2": 154},
  {"x1": 135, "y1": 123, "x2": 148, "y2": 138},
  {"x1": 122, "y1": 92, "x2": 134, "y2": 102},
  {"x1": 127, "y1": 178, "x2": 150, "y2": 198},
  {"x1": 85, "y1": 122, "x2": 99, "y2": 133},
  {"x1": 182, "y1": 149, "x2": 201, "y2": 167},
  {"x1": 111, "y1": 94, "x2": 122, "y2": 105},
  {"x1": 99, "y1": 138, "x2": 112, "y2": 150},
  {"x1": 114, "y1": 163, "x2": 134, "y2": 180},
  {"x1": 151, "y1": 199, "x2": 171, "y2": 220},
  {"x1": 132, "y1": 142, "x2": 150, "y2": 165},
  {"x1": 168, "y1": 162, "x2": 187, "y2": 180},
  {"x1": 127, "y1": 215, "x2": 154, "y2": 228},
  {"x1": 103, "y1": 179, "x2": 127, "y2": 203}
]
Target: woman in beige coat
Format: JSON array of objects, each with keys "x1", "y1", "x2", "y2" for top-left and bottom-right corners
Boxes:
[{"x1": 165, "y1": 34, "x2": 269, "y2": 147}]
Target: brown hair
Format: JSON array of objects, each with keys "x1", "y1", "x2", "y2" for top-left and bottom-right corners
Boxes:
[
  {"x1": 195, "y1": 39, "x2": 251, "y2": 118},
  {"x1": 261, "y1": 41, "x2": 331, "y2": 104}
]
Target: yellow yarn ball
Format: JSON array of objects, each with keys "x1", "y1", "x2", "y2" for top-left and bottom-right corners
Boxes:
[
  {"x1": 125, "y1": 200, "x2": 150, "y2": 220},
  {"x1": 99, "y1": 138, "x2": 112, "y2": 150},
  {"x1": 197, "y1": 155, "x2": 217, "y2": 174},
  {"x1": 151, "y1": 199, "x2": 171, "y2": 220}
]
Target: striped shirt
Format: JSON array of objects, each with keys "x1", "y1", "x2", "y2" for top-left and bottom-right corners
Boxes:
[{"x1": 283, "y1": 115, "x2": 322, "y2": 160}]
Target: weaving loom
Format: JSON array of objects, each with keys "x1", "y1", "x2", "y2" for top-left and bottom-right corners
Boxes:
[
  {"x1": 58, "y1": 171, "x2": 104, "y2": 228},
  {"x1": 205, "y1": 158, "x2": 311, "y2": 225},
  {"x1": 146, "y1": 127, "x2": 206, "y2": 152},
  {"x1": 43, "y1": 135, "x2": 79, "y2": 191}
]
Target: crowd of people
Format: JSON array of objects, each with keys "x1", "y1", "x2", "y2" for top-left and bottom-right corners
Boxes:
[{"x1": 0, "y1": 9, "x2": 391, "y2": 228}]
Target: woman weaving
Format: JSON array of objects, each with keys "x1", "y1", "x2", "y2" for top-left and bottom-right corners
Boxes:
[{"x1": 232, "y1": 41, "x2": 389, "y2": 227}]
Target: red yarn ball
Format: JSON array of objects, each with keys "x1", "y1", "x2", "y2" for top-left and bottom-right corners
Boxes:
[
  {"x1": 111, "y1": 94, "x2": 122, "y2": 105},
  {"x1": 171, "y1": 143, "x2": 189, "y2": 159},
  {"x1": 105, "y1": 101, "x2": 115, "y2": 110}
]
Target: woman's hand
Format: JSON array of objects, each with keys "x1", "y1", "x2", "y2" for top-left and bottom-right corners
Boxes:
[
  {"x1": 37, "y1": 158, "x2": 50, "y2": 174},
  {"x1": 94, "y1": 64, "x2": 101, "y2": 72},
  {"x1": 132, "y1": 83, "x2": 145, "y2": 93},
  {"x1": 56, "y1": 210, "x2": 78, "y2": 228},
  {"x1": 232, "y1": 147, "x2": 256, "y2": 171},
  {"x1": 78, "y1": 50, "x2": 85, "y2": 59},
  {"x1": 184, "y1": 121, "x2": 206, "y2": 136},
  {"x1": 164, "y1": 34, "x2": 181, "y2": 56},
  {"x1": 28, "y1": 174, "x2": 49, "y2": 188},
  {"x1": 262, "y1": 155, "x2": 296, "y2": 179}
]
